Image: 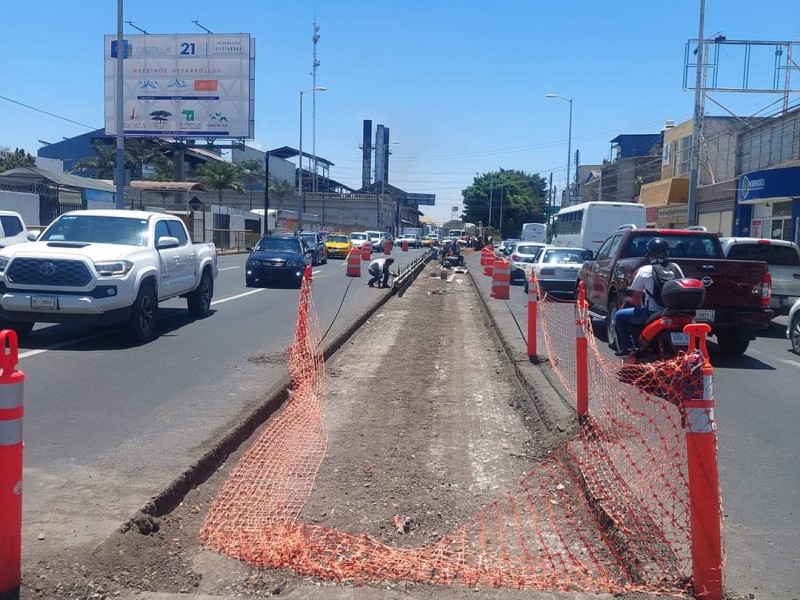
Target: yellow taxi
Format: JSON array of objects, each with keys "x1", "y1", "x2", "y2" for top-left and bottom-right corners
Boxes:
[
  {"x1": 324, "y1": 232, "x2": 351, "y2": 259},
  {"x1": 421, "y1": 235, "x2": 435, "y2": 247}
]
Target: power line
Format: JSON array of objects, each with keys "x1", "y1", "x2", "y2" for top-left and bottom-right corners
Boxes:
[{"x1": 0, "y1": 95, "x2": 97, "y2": 130}]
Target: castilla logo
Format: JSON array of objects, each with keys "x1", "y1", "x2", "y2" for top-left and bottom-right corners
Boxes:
[
  {"x1": 39, "y1": 262, "x2": 57, "y2": 276},
  {"x1": 741, "y1": 175, "x2": 750, "y2": 199}
]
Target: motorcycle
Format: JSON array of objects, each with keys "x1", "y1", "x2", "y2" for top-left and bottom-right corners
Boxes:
[
  {"x1": 617, "y1": 278, "x2": 707, "y2": 398},
  {"x1": 620, "y1": 278, "x2": 707, "y2": 364}
]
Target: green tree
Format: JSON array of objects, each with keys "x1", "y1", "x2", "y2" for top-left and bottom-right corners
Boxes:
[
  {"x1": 267, "y1": 176, "x2": 295, "y2": 210},
  {"x1": 239, "y1": 157, "x2": 263, "y2": 211},
  {"x1": 196, "y1": 161, "x2": 244, "y2": 206},
  {"x1": 461, "y1": 169, "x2": 548, "y2": 239},
  {"x1": 72, "y1": 140, "x2": 117, "y2": 179},
  {"x1": 126, "y1": 138, "x2": 172, "y2": 179},
  {"x1": 0, "y1": 148, "x2": 36, "y2": 173}
]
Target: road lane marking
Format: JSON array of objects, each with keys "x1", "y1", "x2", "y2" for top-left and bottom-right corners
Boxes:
[
  {"x1": 210, "y1": 289, "x2": 266, "y2": 305},
  {"x1": 218, "y1": 266, "x2": 240, "y2": 271}
]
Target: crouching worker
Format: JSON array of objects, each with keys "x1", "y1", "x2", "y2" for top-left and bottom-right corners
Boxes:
[{"x1": 368, "y1": 257, "x2": 395, "y2": 288}]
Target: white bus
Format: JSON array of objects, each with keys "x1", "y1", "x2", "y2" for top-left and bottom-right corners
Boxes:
[
  {"x1": 551, "y1": 201, "x2": 646, "y2": 253},
  {"x1": 520, "y1": 222, "x2": 546, "y2": 243}
]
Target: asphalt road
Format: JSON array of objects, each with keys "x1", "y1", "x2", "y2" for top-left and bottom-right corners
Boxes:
[
  {"x1": 18, "y1": 247, "x2": 428, "y2": 556},
  {"x1": 478, "y1": 254, "x2": 800, "y2": 600}
]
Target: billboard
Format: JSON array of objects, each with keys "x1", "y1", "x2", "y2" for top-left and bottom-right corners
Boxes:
[
  {"x1": 406, "y1": 192, "x2": 436, "y2": 206},
  {"x1": 104, "y1": 34, "x2": 254, "y2": 138}
]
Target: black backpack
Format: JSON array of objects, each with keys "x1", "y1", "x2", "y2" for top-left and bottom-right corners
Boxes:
[{"x1": 648, "y1": 262, "x2": 681, "y2": 306}]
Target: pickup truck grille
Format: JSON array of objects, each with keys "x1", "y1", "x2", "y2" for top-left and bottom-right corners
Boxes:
[{"x1": 7, "y1": 258, "x2": 92, "y2": 287}]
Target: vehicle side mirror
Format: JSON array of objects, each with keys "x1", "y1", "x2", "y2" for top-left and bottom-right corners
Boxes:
[
  {"x1": 582, "y1": 250, "x2": 594, "y2": 261},
  {"x1": 156, "y1": 236, "x2": 180, "y2": 249},
  {"x1": 27, "y1": 231, "x2": 40, "y2": 241},
  {"x1": 245, "y1": 246, "x2": 253, "y2": 252}
]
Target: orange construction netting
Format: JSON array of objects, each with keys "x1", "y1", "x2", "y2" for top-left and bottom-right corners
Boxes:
[{"x1": 199, "y1": 273, "x2": 708, "y2": 595}]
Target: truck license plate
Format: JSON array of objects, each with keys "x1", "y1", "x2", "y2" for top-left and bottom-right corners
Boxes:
[
  {"x1": 695, "y1": 309, "x2": 715, "y2": 322},
  {"x1": 670, "y1": 332, "x2": 690, "y2": 346},
  {"x1": 31, "y1": 295, "x2": 58, "y2": 310}
]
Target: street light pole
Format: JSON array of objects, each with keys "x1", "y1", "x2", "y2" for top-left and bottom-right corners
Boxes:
[
  {"x1": 546, "y1": 93, "x2": 573, "y2": 206},
  {"x1": 297, "y1": 86, "x2": 327, "y2": 232}
]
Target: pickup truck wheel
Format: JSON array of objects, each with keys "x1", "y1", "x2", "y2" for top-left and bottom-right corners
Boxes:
[
  {"x1": 715, "y1": 332, "x2": 750, "y2": 356},
  {"x1": 606, "y1": 296, "x2": 620, "y2": 351},
  {"x1": 790, "y1": 314, "x2": 800, "y2": 355},
  {"x1": 187, "y1": 270, "x2": 213, "y2": 318},
  {"x1": 127, "y1": 283, "x2": 158, "y2": 343}
]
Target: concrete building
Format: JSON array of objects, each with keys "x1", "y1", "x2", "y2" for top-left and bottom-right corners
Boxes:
[
  {"x1": 734, "y1": 107, "x2": 800, "y2": 243},
  {"x1": 580, "y1": 134, "x2": 662, "y2": 205}
]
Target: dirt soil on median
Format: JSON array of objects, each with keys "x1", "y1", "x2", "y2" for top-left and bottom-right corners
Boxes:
[{"x1": 21, "y1": 266, "x2": 653, "y2": 599}]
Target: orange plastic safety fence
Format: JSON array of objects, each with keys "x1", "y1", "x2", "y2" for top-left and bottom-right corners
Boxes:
[{"x1": 200, "y1": 277, "x2": 700, "y2": 595}]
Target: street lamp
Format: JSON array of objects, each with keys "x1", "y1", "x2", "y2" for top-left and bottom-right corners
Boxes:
[
  {"x1": 546, "y1": 93, "x2": 573, "y2": 206},
  {"x1": 298, "y1": 86, "x2": 327, "y2": 231}
]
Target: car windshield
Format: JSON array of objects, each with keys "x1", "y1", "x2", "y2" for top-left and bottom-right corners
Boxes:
[
  {"x1": 350, "y1": 233, "x2": 367, "y2": 240},
  {"x1": 542, "y1": 249, "x2": 585, "y2": 264},
  {"x1": 41, "y1": 215, "x2": 149, "y2": 246},
  {"x1": 327, "y1": 235, "x2": 348, "y2": 243},
  {"x1": 300, "y1": 234, "x2": 317, "y2": 244},
  {"x1": 255, "y1": 237, "x2": 301, "y2": 252}
]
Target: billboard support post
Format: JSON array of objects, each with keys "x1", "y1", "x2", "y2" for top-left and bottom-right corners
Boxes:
[{"x1": 114, "y1": 0, "x2": 125, "y2": 209}]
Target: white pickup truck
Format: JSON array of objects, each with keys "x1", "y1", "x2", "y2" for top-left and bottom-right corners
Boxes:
[{"x1": 0, "y1": 210, "x2": 218, "y2": 343}]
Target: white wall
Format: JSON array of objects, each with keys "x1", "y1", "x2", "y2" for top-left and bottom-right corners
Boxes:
[
  {"x1": 35, "y1": 156, "x2": 64, "y2": 173},
  {"x1": 0, "y1": 190, "x2": 40, "y2": 226}
]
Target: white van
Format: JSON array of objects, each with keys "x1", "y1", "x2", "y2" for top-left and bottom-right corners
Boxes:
[
  {"x1": 0, "y1": 211, "x2": 34, "y2": 248},
  {"x1": 551, "y1": 201, "x2": 646, "y2": 253},
  {"x1": 520, "y1": 223, "x2": 546, "y2": 243}
]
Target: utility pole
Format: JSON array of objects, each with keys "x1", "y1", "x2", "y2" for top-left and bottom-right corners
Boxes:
[
  {"x1": 488, "y1": 185, "x2": 493, "y2": 230},
  {"x1": 498, "y1": 186, "x2": 504, "y2": 238},
  {"x1": 114, "y1": 0, "x2": 125, "y2": 209},
  {"x1": 311, "y1": 16, "x2": 320, "y2": 193},
  {"x1": 548, "y1": 172, "x2": 553, "y2": 221},
  {"x1": 687, "y1": 0, "x2": 706, "y2": 227},
  {"x1": 263, "y1": 151, "x2": 270, "y2": 235}
]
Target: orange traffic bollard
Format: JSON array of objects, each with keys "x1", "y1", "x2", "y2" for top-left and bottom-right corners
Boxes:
[
  {"x1": 683, "y1": 323, "x2": 724, "y2": 600},
  {"x1": 527, "y1": 271, "x2": 538, "y2": 361},
  {"x1": 490, "y1": 258, "x2": 510, "y2": 299},
  {"x1": 402, "y1": 240, "x2": 409, "y2": 252},
  {"x1": 0, "y1": 330, "x2": 24, "y2": 599},
  {"x1": 361, "y1": 242, "x2": 371, "y2": 261},
  {"x1": 346, "y1": 248, "x2": 362, "y2": 277},
  {"x1": 383, "y1": 239, "x2": 391, "y2": 255},
  {"x1": 575, "y1": 280, "x2": 588, "y2": 418}
]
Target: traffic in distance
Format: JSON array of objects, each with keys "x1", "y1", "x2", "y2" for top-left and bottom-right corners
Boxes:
[{"x1": 489, "y1": 201, "x2": 800, "y2": 357}]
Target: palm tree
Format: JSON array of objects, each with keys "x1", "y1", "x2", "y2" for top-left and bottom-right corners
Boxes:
[
  {"x1": 239, "y1": 157, "x2": 263, "y2": 210},
  {"x1": 127, "y1": 138, "x2": 172, "y2": 179},
  {"x1": 72, "y1": 140, "x2": 117, "y2": 179},
  {"x1": 196, "y1": 161, "x2": 244, "y2": 206}
]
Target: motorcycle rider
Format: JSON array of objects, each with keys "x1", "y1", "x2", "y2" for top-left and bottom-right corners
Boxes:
[{"x1": 612, "y1": 237, "x2": 684, "y2": 356}]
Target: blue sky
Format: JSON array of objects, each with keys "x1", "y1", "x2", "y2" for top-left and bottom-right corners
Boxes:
[{"x1": 1, "y1": 1, "x2": 798, "y2": 223}]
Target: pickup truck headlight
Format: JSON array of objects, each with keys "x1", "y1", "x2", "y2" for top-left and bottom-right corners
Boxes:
[
  {"x1": 0, "y1": 257, "x2": 9, "y2": 273},
  {"x1": 94, "y1": 260, "x2": 134, "y2": 276}
]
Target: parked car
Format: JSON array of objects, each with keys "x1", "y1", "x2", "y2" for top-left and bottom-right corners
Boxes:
[
  {"x1": 365, "y1": 230, "x2": 384, "y2": 252},
  {"x1": 719, "y1": 237, "x2": 800, "y2": 316},
  {"x1": 523, "y1": 246, "x2": 586, "y2": 295},
  {"x1": 788, "y1": 298, "x2": 800, "y2": 354},
  {"x1": 509, "y1": 242, "x2": 548, "y2": 283},
  {"x1": 299, "y1": 231, "x2": 328, "y2": 266},
  {"x1": 395, "y1": 233, "x2": 420, "y2": 248},
  {"x1": 245, "y1": 234, "x2": 313, "y2": 288},
  {"x1": 0, "y1": 210, "x2": 37, "y2": 247},
  {"x1": 577, "y1": 227, "x2": 774, "y2": 355},
  {"x1": 324, "y1": 233, "x2": 351, "y2": 259},
  {"x1": 349, "y1": 232, "x2": 369, "y2": 249},
  {"x1": 498, "y1": 239, "x2": 520, "y2": 257},
  {"x1": 378, "y1": 232, "x2": 394, "y2": 249},
  {"x1": 0, "y1": 210, "x2": 217, "y2": 342}
]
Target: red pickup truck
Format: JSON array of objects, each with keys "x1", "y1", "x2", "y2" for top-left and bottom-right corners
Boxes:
[{"x1": 577, "y1": 228, "x2": 774, "y2": 355}]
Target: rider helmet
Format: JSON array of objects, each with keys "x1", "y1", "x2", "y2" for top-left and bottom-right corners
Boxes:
[{"x1": 645, "y1": 237, "x2": 670, "y2": 261}]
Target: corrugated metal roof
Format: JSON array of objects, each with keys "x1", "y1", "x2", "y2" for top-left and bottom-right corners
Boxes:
[{"x1": 0, "y1": 167, "x2": 116, "y2": 192}]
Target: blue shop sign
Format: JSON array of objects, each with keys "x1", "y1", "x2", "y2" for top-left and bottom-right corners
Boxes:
[
  {"x1": 84, "y1": 188, "x2": 116, "y2": 203},
  {"x1": 737, "y1": 166, "x2": 800, "y2": 202}
]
